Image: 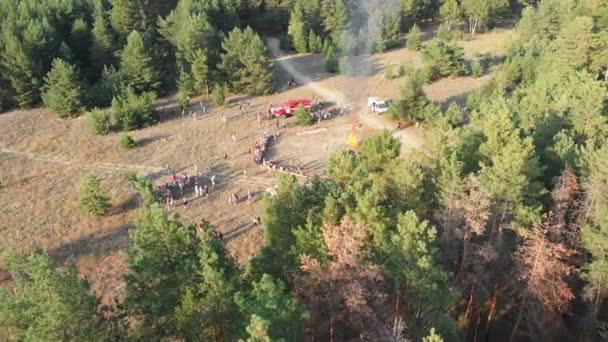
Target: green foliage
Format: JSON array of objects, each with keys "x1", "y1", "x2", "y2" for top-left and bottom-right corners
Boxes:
[
  {"x1": 110, "y1": 0, "x2": 149, "y2": 40},
  {"x1": 41, "y1": 59, "x2": 84, "y2": 118},
  {"x1": 422, "y1": 39, "x2": 466, "y2": 79},
  {"x1": 120, "y1": 31, "x2": 160, "y2": 94},
  {"x1": 90, "y1": 8, "x2": 115, "y2": 77},
  {"x1": 69, "y1": 19, "x2": 91, "y2": 70},
  {"x1": 407, "y1": 24, "x2": 422, "y2": 51},
  {"x1": 388, "y1": 70, "x2": 432, "y2": 122},
  {"x1": 322, "y1": 0, "x2": 348, "y2": 45},
  {"x1": 471, "y1": 59, "x2": 483, "y2": 77},
  {"x1": 325, "y1": 44, "x2": 339, "y2": 73},
  {"x1": 125, "y1": 206, "x2": 201, "y2": 336},
  {"x1": 462, "y1": 0, "x2": 509, "y2": 36},
  {"x1": 120, "y1": 134, "x2": 136, "y2": 149},
  {"x1": 212, "y1": 83, "x2": 227, "y2": 106},
  {"x1": 0, "y1": 251, "x2": 116, "y2": 341},
  {"x1": 376, "y1": 13, "x2": 401, "y2": 53},
  {"x1": 125, "y1": 173, "x2": 158, "y2": 207},
  {"x1": 288, "y1": 5, "x2": 309, "y2": 53},
  {"x1": 423, "y1": 328, "x2": 444, "y2": 342},
  {"x1": 294, "y1": 105, "x2": 312, "y2": 126},
  {"x1": 219, "y1": 27, "x2": 274, "y2": 95},
  {"x1": 240, "y1": 315, "x2": 271, "y2": 342},
  {"x1": 87, "y1": 108, "x2": 111, "y2": 135},
  {"x1": 308, "y1": 29, "x2": 323, "y2": 53},
  {"x1": 440, "y1": 0, "x2": 462, "y2": 29},
  {"x1": 111, "y1": 88, "x2": 156, "y2": 131},
  {"x1": 177, "y1": 84, "x2": 192, "y2": 112},
  {"x1": 79, "y1": 175, "x2": 111, "y2": 217},
  {"x1": 384, "y1": 64, "x2": 396, "y2": 79},
  {"x1": 235, "y1": 274, "x2": 308, "y2": 340}
]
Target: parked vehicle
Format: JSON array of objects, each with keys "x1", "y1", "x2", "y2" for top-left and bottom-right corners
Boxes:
[
  {"x1": 272, "y1": 99, "x2": 312, "y2": 116},
  {"x1": 367, "y1": 97, "x2": 389, "y2": 114}
]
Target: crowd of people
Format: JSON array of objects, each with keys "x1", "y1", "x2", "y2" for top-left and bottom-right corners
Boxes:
[
  {"x1": 310, "y1": 108, "x2": 333, "y2": 123},
  {"x1": 159, "y1": 171, "x2": 216, "y2": 207},
  {"x1": 263, "y1": 159, "x2": 308, "y2": 177},
  {"x1": 252, "y1": 132, "x2": 274, "y2": 165}
]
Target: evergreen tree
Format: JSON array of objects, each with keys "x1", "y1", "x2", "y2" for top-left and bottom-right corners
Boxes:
[
  {"x1": 110, "y1": 0, "x2": 149, "y2": 40},
  {"x1": 68, "y1": 19, "x2": 92, "y2": 70},
  {"x1": 125, "y1": 172, "x2": 159, "y2": 207},
  {"x1": 90, "y1": 8, "x2": 116, "y2": 78},
  {"x1": 421, "y1": 39, "x2": 466, "y2": 78},
  {"x1": 212, "y1": 83, "x2": 227, "y2": 106},
  {"x1": 235, "y1": 274, "x2": 308, "y2": 340},
  {"x1": 308, "y1": 29, "x2": 323, "y2": 53},
  {"x1": 295, "y1": 105, "x2": 312, "y2": 126},
  {"x1": 191, "y1": 49, "x2": 209, "y2": 96},
  {"x1": 120, "y1": 31, "x2": 160, "y2": 94},
  {"x1": 461, "y1": 0, "x2": 508, "y2": 36},
  {"x1": 241, "y1": 315, "x2": 272, "y2": 342},
  {"x1": 41, "y1": 58, "x2": 84, "y2": 118},
  {"x1": 376, "y1": 13, "x2": 401, "y2": 53},
  {"x1": 111, "y1": 87, "x2": 155, "y2": 131},
  {"x1": 440, "y1": 0, "x2": 462, "y2": 30},
  {"x1": 87, "y1": 108, "x2": 111, "y2": 135},
  {"x1": 288, "y1": 4, "x2": 309, "y2": 53},
  {"x1": 79, "y1": 175, "x2": 111, "y2": 217},
  {"x1": 0, "y1": 251, "x2": 117, "y2": 341},
  {"x1": 407, "y1": 24, "x2": 422, "y2": 51},
  {"x1": 322, "y1": 0, "x2": 347, "y2": 45},
  {"x1": 325, "y1": 44, "x2": 339, "y2": 73},
  {"x1": 219, "y1": 27, "x2": 274, "y2": 95},
  {"x1": 387, "y1": 70, "x2": 431, "y2": 121}
]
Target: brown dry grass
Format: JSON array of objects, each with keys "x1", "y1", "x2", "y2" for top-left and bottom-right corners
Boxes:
[{"x1": 0, "y1": 25, "x2": 511, "y2": 302}]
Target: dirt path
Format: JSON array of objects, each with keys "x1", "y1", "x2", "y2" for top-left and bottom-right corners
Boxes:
[
  {"x1": 267, "y1": 37, "x2": 422, "y2": 151},
  {"x1": 0, "y1": 147, "x2": 166, "y2": 175}
]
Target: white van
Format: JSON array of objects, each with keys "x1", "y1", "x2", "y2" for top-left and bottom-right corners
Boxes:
[{"x1": 367, "y1": 97, "x2": 389, "y2": 114}]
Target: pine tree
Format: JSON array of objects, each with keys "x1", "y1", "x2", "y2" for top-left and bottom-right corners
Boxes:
[
  {"x1": 295, "y1": 105, "x2": 312, "y2": 126},
  {"x1": 111, "y1": 87, "x2": 155, "y2": 130},
  {"x1": 68, "y1": 19, "x2": 91, "y2": 70},
  {"x1": 376, "y1": 13, "x2": 401, "y2": 53},
  {"x1": 191, "y1": 49, "x2": 209, "y2": 96},
  {"x1": 87, "y1": 108, "x2": 111, "y2": 135},
  {"x1": 219, "y1": 27, "x2": 274, "y2": 95},
  {"x1": 462, "y1": 0, "x2": 508, "y2": 36},
  {"x1": 387, "y1": 70, "x2": 431, "y2": 121},
  {"x1": 0, "y1": 29, "x2": 43, "y2": 108},
  {"x1": 385, "y1": 211, "x2": 456, "y2": 338},
  {"x1": 124, "y1": 206, "x2": 202, "y2": 337},
  {"x1": 241, "y1": 315, "x2": 272, "y2": 342},
  {"x1": 41, "y1": 58, "x2": 84, "y2": 118},
  {"x1": 235, "y1": 274, "x2": 308, "y2": 340},
  {"x1": 325, "y1": 43, "x2": 339, "y2": 73},
  {"x1": 90, "y1": 8, "x2": 115, "y2": 78},
  {"x1": 110, "y1": 0, "x2": 149, "y2": 40},
  {"x1": 288, "y1": 5, "x2": 309, "y2": 53},
  {"x1": 421, "y1": 39, "x2": 466, "y2": 78},
  {"x1": 407, "y1": 24, "x2": 422, "y2": 51},
  {"x1": 120, "y1": 31, "x2": 160, "y2": 94},
  {"x1": 322, "y1": 0, "x2": 347, "y2": 45},
  {"x1": 440, "y1": 0, "x2": 462, "y2": 30},
  {"x1": 308, "y1": 29, "x2": 323, "y2": 53},
  {"x1": 0, "y1": 251, "x2": 117, "y2": 341},
  {"x1": 79, "y1": 175, "x2": 111, "y2": 217},
  {"x1": 212, "y1": 83, "x2": 226, "y2": 106}
]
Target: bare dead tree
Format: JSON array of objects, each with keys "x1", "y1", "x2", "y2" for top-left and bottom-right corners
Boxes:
[
  {"x1": 509, "y1": 219, "x2": 576, "y2": 342},
  {"x1": 296, "y1": 217, "x2": 392, "y2": 341}
]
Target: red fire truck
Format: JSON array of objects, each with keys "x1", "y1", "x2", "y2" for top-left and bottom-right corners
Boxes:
[{"x1": 272, "y1": 99, "x2": 312, "y2": 117}]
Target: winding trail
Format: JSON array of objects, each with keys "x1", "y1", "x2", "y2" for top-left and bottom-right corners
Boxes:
[{"x1": 267, "y1": 37, "x2": 422, "y2": 151}]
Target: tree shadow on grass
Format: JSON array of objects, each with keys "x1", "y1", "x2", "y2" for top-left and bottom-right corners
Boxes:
[{"x1": 48, "y1": 224, "x2": 131, "y2": 265}]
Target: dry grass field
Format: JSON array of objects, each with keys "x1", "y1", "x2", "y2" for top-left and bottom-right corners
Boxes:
[{"x1": 0, "y1": 25, "x2": 512, "y2": 302}]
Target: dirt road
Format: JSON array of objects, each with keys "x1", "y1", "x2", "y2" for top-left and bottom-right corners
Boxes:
[{"x1": 267, "y1": 37, "x2": 422, "y2": 152}]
